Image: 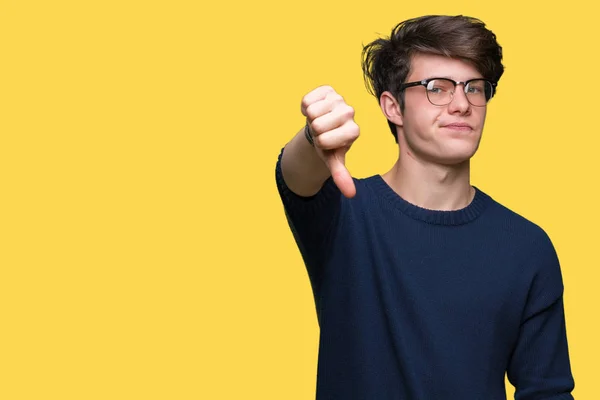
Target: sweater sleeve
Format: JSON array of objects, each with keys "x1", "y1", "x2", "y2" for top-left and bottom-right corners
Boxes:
[
  {"x1": 506, "y1": 231, "x2": 575, "y2": 399},
  {"x1": 274, "y1": 147, "x2": 343, "y2": 288}
]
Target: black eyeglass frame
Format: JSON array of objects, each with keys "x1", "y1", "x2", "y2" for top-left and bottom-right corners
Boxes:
[{"x1": 398, "y1": 78, "x2": 498, "y2": 107}]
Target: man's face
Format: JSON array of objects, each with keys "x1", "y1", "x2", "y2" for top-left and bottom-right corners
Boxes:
[{"x1": 398, "y1": 53, "x2": 488, "y2": 165}]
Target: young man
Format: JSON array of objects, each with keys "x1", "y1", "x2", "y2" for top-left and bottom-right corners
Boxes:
[{"x1": 275, "y1": 15, "x2": 575, "y2": 399}]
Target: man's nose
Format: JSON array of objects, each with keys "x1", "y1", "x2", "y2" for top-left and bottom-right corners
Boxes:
[{"x1": 448, "y1": 85, "x2": 470, "y2": 112}]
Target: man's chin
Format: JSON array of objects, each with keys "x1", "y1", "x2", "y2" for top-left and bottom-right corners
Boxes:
[
  {"x1": 433, "y1": 149, "x2": 477, "y2": 166},
  {"x1": 437, "y1": 139, "x2": 481, "y2": 165}
]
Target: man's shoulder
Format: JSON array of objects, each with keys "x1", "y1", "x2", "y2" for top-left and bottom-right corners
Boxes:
[{"x1": 482, "y1": 189, "x2": 555, "y2": 251}]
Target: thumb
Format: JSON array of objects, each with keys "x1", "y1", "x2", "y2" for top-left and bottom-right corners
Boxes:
[{"x1": 325, "y1": 150, "x2": 356, "y2": 199}]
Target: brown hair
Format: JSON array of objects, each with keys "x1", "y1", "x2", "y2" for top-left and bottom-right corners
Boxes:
[{"x1": 361, "y1": 15, "x2": 504, "y2": 142}]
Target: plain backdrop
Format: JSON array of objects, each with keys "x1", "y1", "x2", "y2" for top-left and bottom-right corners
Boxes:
[{"x1": 1, "y1": 0, "x2": 597, "y2": 398}]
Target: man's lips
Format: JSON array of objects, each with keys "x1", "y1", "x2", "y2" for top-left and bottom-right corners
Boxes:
[{"x1": 441, "y1": 123, "x2": 473, "y2": 131}]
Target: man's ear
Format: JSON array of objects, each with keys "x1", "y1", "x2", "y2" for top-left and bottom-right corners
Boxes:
[{"x1": 380, "y1": 91, "x2": 403, "y2": 127}]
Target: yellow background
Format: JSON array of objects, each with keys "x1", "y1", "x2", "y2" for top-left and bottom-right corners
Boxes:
[{"x1": 1, "y1": 0, "x2": 597, "y2": 398}]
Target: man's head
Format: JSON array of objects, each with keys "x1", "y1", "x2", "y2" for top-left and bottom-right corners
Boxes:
[{"x1": 361, "y1": 15, "x2": 504, "y2": 165}]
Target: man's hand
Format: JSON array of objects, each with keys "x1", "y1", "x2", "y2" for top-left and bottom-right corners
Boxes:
[{"x1": 301, "y1": 86, "x2": 360, "y2": 198}]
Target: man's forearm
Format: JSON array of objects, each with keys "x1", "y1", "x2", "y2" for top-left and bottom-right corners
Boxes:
[{"x1": 280, "y1": 126, "x2": 331, "y2": 197}]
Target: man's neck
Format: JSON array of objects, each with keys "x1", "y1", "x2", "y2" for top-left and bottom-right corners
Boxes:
[{"x1": 381, "y1": 153, "x2": 475, "y2": 212}]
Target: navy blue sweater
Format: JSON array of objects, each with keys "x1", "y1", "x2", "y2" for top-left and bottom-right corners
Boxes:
[{"x1": 275, "y1": 148, "x2": 575, "y2": 399}]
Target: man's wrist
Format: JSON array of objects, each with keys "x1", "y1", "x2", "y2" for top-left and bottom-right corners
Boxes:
[{"x1": 304, "y1": 122, "x2": 315, "y2": 147}]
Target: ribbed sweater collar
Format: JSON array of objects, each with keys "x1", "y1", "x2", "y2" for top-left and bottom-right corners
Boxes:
[{"x1": 366, "y1": 175, "x2": 490, "y2": 226}]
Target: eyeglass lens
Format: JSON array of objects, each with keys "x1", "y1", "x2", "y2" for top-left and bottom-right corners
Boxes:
[{"x1": 425, "y1": 79, "x2": 493, "y2": 106}]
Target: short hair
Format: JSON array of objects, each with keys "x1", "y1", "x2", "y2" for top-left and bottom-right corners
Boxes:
[{"x1": 361, "y1": 15, "x2": 505, "y2": 142}]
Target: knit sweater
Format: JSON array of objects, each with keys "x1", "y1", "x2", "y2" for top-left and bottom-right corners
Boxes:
[{"x1": 275, "y1": 148, "x2": 575, "y2": 400}]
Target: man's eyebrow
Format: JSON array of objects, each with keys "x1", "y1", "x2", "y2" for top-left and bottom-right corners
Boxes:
[{"x1": 416, "y1": 76, "x2": 453, "y2": 80}]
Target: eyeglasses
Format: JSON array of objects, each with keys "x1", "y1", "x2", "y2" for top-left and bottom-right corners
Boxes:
[{"x1": 399, "y1": 78, "x2": 497, "y2": 107}]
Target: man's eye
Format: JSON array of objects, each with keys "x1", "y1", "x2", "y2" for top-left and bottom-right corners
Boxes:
[
  {"x1": 467, "y1": 87, "x2": 481, "y2": 93},
  {"x1": 428, "y1": 87, "x2": 444, "y2": 93}
]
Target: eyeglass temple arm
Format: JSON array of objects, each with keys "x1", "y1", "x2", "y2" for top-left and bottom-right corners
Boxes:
[{"x1": 398, "y1": 81, "x2": 427, "y2": 91}]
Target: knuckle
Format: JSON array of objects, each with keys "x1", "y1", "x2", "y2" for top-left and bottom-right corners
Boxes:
[
  {"x1": 335, "y1": 104, "x2": 354, "y2": 123},
  {"x1": 310, "y1": 120, "x2": 324, "y2": 134},
  {"x1": 315, "y1": 133, "x2": 336, "y2": 150},
  {"x1": 304, "y1": 103, "x2": 317, "y2": 121},
  {"x1": 345, "y1": 105, "x2": 355, "y2": 118},
  {"x1": 300, "y1": 97, "x2": 311, "y2": 114},
  {"x1": 351, "y1": 121, "x2": 360, "y2": 136},
  {"x1": 329, "y1": 93, "x2": 344, "y2": 104},
  {"x1": 344, "y1": 122, "x2": 360, "y2": 141},
  {"x1": 315, "y1": 86, "x2": 335, "y2": 101},
  {"x1": 314, "y1": 134, "x2": 327, "y2": 148}
]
